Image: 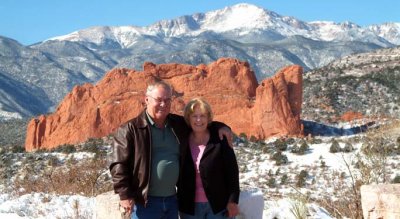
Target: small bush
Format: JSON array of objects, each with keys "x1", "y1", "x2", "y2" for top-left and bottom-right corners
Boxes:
[
  {"x1": 286, "y1": 138, "x2": 296, "y2": 145},
  {"x1": 50, "y1": 144, "x2": 76, "y2": 154},
  {"x1": 343, "y1": 142, "x2": 354, "y2": 153},
  {"x1": 291, "y1": 144, "x2": 300, "y2": 154},
  {"x1": 392, "y1": 175, "x2": 400, "y2": 184},
  {"x1": 298, "y1": 141, "x2": 310, "y2": 155},
  {"x1": 320, "y1": 160, "x2": 326, "y2": 168},
  {"x1": 340, "y1": 172, "x2": 346, "y2": 180},
  {"x1": 11, "y1": 146, "x2": 25, "y2": 153},
  {"x1": 280, "y1": 174, "x2": 288, "y2": 185},
  {"x1": 271, "y1": 151, "x2": 288, "y2": 165},
  {"x1": 267, "y1": 177, "x2": 276, "y2": 188},
  {"x1": 274, "y1": 139, "x2": 288, "y2": 151},
  {"x1": 249, "y1": 135, "x2": 257, "y2": 142},
  {"x1": 330, "y1": 139, "x2": 341, "y2": 153},
  {"x1": 239, "y1": 133, "x2": 247, "y2": 140},
  {"x1": 291, "y1": 140, "x2": 309, "y2": 155},
  {"x1": 268, "y1": 169, "x2": 274, "y2": 177},
  {"x1": 296, "y1": 170, "x2": 308, "y2": 187},
  {"x1": 309, "y1": 138, "x2": 323, "y2": 144}
]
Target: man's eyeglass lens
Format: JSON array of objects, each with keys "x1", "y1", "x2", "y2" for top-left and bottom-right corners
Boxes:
[{"x1": 148, "y1": 96, "x2": 172, "y2": 104}]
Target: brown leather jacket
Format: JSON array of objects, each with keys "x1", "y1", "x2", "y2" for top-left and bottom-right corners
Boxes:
[{"x1": 108, "y1": 110, "x2": 190, "y2": 205}]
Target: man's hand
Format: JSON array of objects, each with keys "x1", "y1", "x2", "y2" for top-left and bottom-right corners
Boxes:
[
  {"x1": 120, "y1": 199, "x2": 134, "y2": 215},
  {"x1": 226, "y1": 202, "x2": 239, "y2": 217},
  {"x1": 218, "y1": 126, "x2": 233, "y2": 147}
]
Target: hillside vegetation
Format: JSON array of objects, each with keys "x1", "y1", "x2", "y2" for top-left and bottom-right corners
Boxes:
[
  {"x1": 0, "y1": 118, "x2": 28, "y2": 149},
  {"x1": 303, "y1": 46, "x2": 400, "y2": 123}
]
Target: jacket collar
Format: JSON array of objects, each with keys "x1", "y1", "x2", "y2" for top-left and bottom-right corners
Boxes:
[
  {"x1": 135, "y1": 109, "x2": 174, "y2": 129},
  {"x1": 135, "y1": 110, "x2": 149, "y2": 128}
]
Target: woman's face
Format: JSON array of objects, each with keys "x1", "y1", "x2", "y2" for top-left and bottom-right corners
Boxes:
[{"x1": 189, "y1": 105, "x2": 209, "y2": 133}]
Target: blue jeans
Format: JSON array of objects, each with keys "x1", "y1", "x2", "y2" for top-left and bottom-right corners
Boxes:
[
  {"x1": 179, "y1": 202, "x2": 233, "y2": 219},
  {"x1": 131, "y1": 195, "x2": 178, "y2": 219}
]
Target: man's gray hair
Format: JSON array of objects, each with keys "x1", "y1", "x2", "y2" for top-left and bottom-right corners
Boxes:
[{"x1": 146, "y1": 81, "x2": 172, "y2": 96}]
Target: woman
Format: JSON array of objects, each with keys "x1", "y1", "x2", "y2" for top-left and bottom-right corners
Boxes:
[{"x1": 178, "y1": 98, "x2": 240, "y2": 219}]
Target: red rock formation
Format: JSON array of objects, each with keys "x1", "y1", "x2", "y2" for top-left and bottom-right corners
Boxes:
[
  {"x1": 341, "y1": 111, "x2": 364, "y2": 122},
  {"x1": 25, "y1": 58, "x2": 303, "y2": 151},
  {"x1": 252, "y1": 66, "x2": 303, "y2": 139}
]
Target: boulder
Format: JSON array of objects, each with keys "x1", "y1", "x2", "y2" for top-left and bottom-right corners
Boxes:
[
  {"x1": 360, "y1": 184, "x2": 400, "y2": 219},
  {"x1": 25, "y1": 58, "x2": 303, "y2": 151},
  {"x1": 94, "y1": 191, "x2": 125, "y2": 219}
]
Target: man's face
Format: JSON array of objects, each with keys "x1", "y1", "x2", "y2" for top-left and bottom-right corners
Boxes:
[{"x1": 145, "y1": 86, "x2": 172, "y2": 123}]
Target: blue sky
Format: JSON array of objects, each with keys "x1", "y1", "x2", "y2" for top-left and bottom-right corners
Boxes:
[{"x1": 1, "y1": 0, "x2": 399, "y2": 45}]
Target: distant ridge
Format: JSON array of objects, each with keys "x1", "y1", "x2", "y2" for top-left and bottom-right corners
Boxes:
[{"x1": 49, "y1": 3, "x2": 399, "y2": 47}]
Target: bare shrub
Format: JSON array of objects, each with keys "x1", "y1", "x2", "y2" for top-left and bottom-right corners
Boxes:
[
  {"x1": 14, "y1": 156, "x2": 112, "y2": 196},
  {"x1": 357, "y1": 136, "x2": 392, "y2": 184}
]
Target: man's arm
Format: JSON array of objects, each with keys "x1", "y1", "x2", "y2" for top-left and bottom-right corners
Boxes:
[
  {"x1": 222, "y1": 137, "x2": 240, "y2": 217},
  {"x1": 209, "y1": 121, "x2": 233, "y2": 147},
  {"x1": 108, "y1": 123, "x2": 135, "y2": 201}
]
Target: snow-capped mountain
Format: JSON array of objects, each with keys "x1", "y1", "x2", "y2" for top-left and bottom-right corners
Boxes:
[
  {"x1": 368, "y1": 22, "x2": 400, "y2": 45},
  {"x1": 49, "y1": 3, "x2": 399, "y2": 47}
]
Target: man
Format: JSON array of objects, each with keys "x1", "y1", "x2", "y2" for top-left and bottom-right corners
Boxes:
[{"x1": 109, "y1": 81, "x2": 232, "y2": 219}]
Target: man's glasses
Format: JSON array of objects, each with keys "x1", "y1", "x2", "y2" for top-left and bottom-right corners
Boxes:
[{"x1": 147, "y1": 96, "x2": 173, "y2": 105}]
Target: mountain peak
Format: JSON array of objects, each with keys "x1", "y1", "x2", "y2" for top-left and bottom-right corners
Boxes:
[
  {"x1": 226, "y1": 3, "x2": 265, "y2": 11},
  {"x1": 202, "y1": 3, "x2": 273, "y2": 31}
]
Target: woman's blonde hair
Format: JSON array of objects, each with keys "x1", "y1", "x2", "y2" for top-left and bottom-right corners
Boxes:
[{"x1": 183, "y1": 98, "x2": 213, "y2": 125}]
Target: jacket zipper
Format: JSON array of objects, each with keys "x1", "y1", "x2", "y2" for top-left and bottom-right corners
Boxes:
[
  {"x1": 170, "y1": 127, "x2": 180, "y2": 145},
  {"x1": 144, "y1": 125, "x2": 152, "y2": 207}
]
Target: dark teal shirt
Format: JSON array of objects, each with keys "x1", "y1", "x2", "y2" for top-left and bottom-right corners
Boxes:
[{"x1": 146, "y1": 112, "x2": 180, "y2": 197}]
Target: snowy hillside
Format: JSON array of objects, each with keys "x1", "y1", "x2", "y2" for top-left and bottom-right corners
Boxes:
[{"x1": 1, "y1": 120, "x2": 399, "y2": 218}]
